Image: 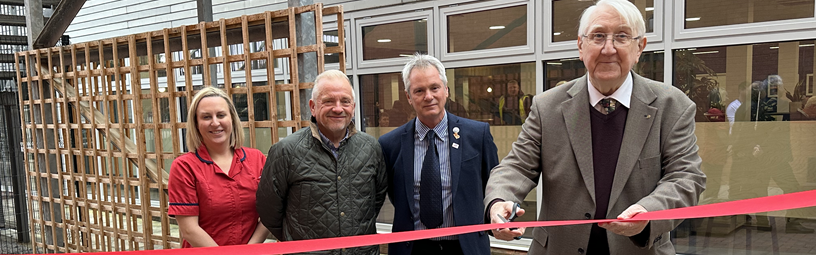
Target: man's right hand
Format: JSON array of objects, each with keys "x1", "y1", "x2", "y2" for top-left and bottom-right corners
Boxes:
[{"x1": 490, "y1": 201, "x2": 526, "y2": 241}]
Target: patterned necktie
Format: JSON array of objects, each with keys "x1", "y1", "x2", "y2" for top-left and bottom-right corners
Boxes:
[
  {"x1": 420, "y1": 130, "x2": 443, "y2": 229},
  {"x1": 600, "y1": 98, "x2": 618, "y2": 115}
]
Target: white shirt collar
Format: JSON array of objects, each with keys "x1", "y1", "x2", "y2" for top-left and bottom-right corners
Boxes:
[{"x1": 588, "y1": 72, "x2": 633, "y2": 109}]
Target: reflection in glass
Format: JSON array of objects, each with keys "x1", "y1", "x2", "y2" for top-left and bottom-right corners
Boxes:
[
  {"x1": 447, "y1": 5, "x2": 527, "y2": 53},
  {"x1": 232, "y1": 83, "x2": 270, "y2": 122},
  {"x1": 362, "y1": 19, "x2": 428, "y2": 60},
  {"x1": 685, "y1": 0, "x2": 814, "y2": 29},
  {"x1": 544, "y1": 51, "x2": 663, "y2": 91},
  {"x1": 552, "y1": 0, "x2": 654, "y2": 43},
  {"x1": 672, "y1": 40, "x2": 816, "y2": 254}
]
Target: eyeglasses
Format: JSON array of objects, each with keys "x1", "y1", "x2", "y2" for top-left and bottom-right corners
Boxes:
[{"x1": 581, "y1": 33, "x2": 641, "y2": 47}]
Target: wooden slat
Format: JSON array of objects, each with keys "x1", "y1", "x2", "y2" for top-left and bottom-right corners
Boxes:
[
  {"x1": 36, "y1": 49, "x2": 62, "y2": 251},
  {"x1": 16, "y1": 51, "x2": 35, "y2": 253},
  {"x1": 160, "y1": 28, "x2": 176, "y2": 247},
  {"x1": 334, "y1": 5, "x2": 346, "y2": 72},
  {"x1": 287, "y1": 7, "x2": 303, "y2": 128},
  {"x1": 78, "y1": 42, "x2": 93, "y2": 252},
  {"x1": 125, "y1": 34, "x2": 141, "y2": 250},
  {"x1": 242, "y1": 15, "x2": 257, "y2": 148},
  {"x1": 142, "y1": 33, "x2": 157, "y2": 250},
  {"x1": 263, "y1": 11, "x2": 279, "y2": 143}
]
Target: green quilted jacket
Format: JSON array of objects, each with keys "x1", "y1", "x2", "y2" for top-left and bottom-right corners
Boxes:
[{"x1": 257, "y1": 120, "x2": 387, "y2": 255}]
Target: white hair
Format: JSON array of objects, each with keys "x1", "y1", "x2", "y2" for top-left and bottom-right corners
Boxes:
[
  {"x1": 401, "y1": 53, "x2": 447, "y2": 92},
  {"x1": 312, "y1": 69, "x2": 355, "y2": 101},
  {"x1": 578, "y1": 0, "x2": 646, "y2": 38}
]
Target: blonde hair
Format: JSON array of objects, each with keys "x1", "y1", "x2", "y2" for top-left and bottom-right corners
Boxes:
[{"x1": 185, "y1": 86, "x2": 244, "y2": 152}]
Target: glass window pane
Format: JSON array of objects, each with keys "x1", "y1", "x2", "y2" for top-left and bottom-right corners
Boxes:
[
  {"x1": 324, "y1": 30, "x2": 343, "y2": 64},
  {"x1": 544, "y1": 51, "x2": 663, "y2": 91},
  {"x1": 685, "y1": 0, "x2": 815, "y2": 29},
  {"x1": 362, "y1": 19, "x2": 428, "y2": 60},
  {"x1": 552, "y1": 0, "x2": 654, "y2": 43},
  {"x1": 672, "y1": 40, "x2": 816, "y2": 254},
  {"x1": 447, "y1": 5, "x2": 527, "y2": 53}
]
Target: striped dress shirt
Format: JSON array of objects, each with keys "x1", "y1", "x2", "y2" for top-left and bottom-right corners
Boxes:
[{"x1": 412, "y1": 114, "x2": 456, "y2": 240}]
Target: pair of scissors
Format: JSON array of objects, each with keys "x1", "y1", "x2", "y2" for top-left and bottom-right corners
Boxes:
[{"x1": 496, "y1": 203, "x2": 522, "y2": 240}]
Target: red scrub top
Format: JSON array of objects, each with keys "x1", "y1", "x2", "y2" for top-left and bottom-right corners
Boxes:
[{"x1": 168, "y1": 145, "x2": 267, "y2": 248}]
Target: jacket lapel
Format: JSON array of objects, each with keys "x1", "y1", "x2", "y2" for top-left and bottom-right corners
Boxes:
[
  {"x1": 402, "y1": 118, "x2": 417, "y2": 215},
  {"x1": 447, "y1": 113, "x2": 462, "y2": 200},
  {"x1": 562, "y1": 76, "x2": 596, "y2": 201},
  {"x1": 607, "y1": 73, "x2": 657, "y2": 213}
]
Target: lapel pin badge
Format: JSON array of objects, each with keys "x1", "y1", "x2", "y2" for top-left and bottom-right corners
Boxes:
[
  {"x1": 452, "y1": 143, "x2": 460, "y2": 149},
  {"x1": 645, "y1": 114, "x2": 651, "y2": 119},
  {"x1": 453, "y1": 127, "x2": 460, "y2": 139}
]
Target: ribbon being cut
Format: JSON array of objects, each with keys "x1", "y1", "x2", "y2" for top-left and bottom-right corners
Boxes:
[{"x1": 56, "y1": 190, "x2": 816, "y2": 255}]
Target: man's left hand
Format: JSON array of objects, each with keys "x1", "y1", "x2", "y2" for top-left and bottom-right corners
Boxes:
[{"x1": 599, "y1": 204, "x2": 648, "y2": 237}]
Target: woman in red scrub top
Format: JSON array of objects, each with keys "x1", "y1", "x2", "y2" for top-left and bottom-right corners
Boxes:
[{"x1": 168, "y1": 87, "x2": 269, "y2": 247}]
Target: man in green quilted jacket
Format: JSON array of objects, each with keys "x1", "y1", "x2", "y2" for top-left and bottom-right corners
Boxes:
[{"x1": 256, "y1": 70, "x2": 388, "y2": 255}]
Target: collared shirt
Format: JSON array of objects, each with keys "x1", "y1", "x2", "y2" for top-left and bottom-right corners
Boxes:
[
  {"x1": 168, "y1": 145, "x2": 267, "y2": 248},
  {"x1": 588, "y1": 72, "x2": 633, "y2": 113},
  {"x1": 413, "y1": 114, "x2": 456, "y2": 240},
  {"x1": 318, "y1": 129, "x2": 350, "y2": 158}
]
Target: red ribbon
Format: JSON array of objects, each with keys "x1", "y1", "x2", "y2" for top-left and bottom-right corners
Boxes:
[{"x1": 48, "y1": 190, "x2": 816, "y2": 254}]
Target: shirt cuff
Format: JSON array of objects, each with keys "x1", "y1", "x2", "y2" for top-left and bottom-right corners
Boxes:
[
  {"x1": 484, "y1": 198, "x2": 506, "y2": 236},
  {"x1": 168, "y1": 202, "x2": 199, "y2": 217}
]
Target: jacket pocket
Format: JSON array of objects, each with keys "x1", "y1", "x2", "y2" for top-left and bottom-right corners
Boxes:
[
  {"x1": 296, "y1": 183, "x2": 316, "y2": 232},
  {"x1": 636, "y1": 156, "x2": 662, "y2": 185},
  {"x1": 532, "y1": 228, "x2": 549, "y2": 248},
  {"x1": 638, "y1": 155, "x2": 661, "y2": 170}
]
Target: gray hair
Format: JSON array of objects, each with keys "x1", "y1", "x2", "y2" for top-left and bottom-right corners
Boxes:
[
  {"x1": 312, "y1": 69, "x2": 355, "y2": 101},
  {"x1": 402, "y1": 53, "x2": 447, "y2": 92},
  {"x1": 578, "y1": 0, "x2": 646, "y2": 38},
  {"x1": 766, "y1": 75, "x2": 783, "y2": 90}
]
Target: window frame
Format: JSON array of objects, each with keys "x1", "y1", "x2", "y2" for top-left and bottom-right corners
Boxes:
[
  {"x1": 438, "y1": 0, "x2": 534, "y2": 62},
  {"x1": 674, "y1": 0, "x2": 816, "y2": 41},
  {"x1": 354, "y1": 10, "x2": 435, "y2": 69},
  {"x1": 542, "y1": 0, "x2": 664, "y2": 53}
]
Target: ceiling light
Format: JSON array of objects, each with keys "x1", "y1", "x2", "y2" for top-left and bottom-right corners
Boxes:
[
  {"x1": 692, "y1": 50, "x2": 719, "y2": 55},
  {"x1": 487, "y1": 87, "x2": 493, "y2": 93},
  {"x1": 158, "y1": 87, "x2": 166, "y2": 92},
  {"x1": 489, "y1": 26, "x2": 505, "y2": 30},
  {"x1": 770, "y1": 46, "x2": 779, "y2": 50},
  {"x1": 645, "y1": 7, "x2": 654, "y2": 11},
  {"x1": 686, "y1": 17, "x2": 701, "y2": 21},
  {"x1": 547, "y1": 62, "x2": 563, "y2": 65},
  {"x1": 799, "y1": 44, "x2": 814, "y2": 47},
  {"x1": 377, "y1": 39, "x2": 391, "y2": 43},
  {"x1": 399, "y1": 54, "x2": 413, "y2": 57},
  {"x1": 553, "y1": 32, "x2": 562, "y2": 36}
]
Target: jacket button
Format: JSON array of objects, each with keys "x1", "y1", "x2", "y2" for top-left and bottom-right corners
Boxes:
[
  {"x1": 584, "y1": 213, "x2": 591, "y2": 219},
  {"x1": 337, "y1": 176, "x2": 341, "y2": 180},
  {"x1": 578, "y1": 248, "x2": 585, "y2": 254},
  {"x1": 340, "y1": 212, "x2": 345, "y2": 217}
]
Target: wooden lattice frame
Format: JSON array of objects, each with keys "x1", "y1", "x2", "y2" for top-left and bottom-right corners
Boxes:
[{"x1": 14, "y1": 4, "x2": 344, "y2": 252}]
